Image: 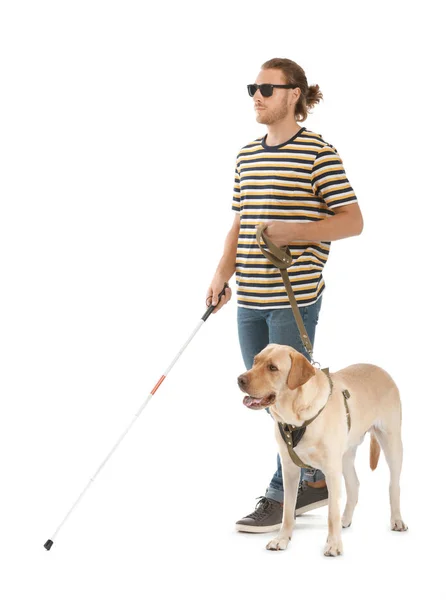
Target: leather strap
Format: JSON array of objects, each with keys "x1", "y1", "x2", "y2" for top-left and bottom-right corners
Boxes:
[
  {"x1": 342, "y1": 389, "x2": 351, "y2": 430},
  {"x1": 278, "y1": 422, "x2": 310, "y2": 468},
  {"x1": 256, "y1": 223, "x2": 313, "y2": 358}
]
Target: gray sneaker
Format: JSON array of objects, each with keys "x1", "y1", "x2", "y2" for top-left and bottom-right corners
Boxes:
[
  {"x1": 235, "y1": 496, "x2": 283, "y2": 533},
  {"x1": 236, "y1": 481, "x2": 329, "y2": 533},
  {"x1": 295, "y1": 480, "x2": 329, "y2": 515}
]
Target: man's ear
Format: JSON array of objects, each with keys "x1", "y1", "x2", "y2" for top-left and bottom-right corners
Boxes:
[{"x1": 287, "y1": 351, "x2": 316, "y2": 390}]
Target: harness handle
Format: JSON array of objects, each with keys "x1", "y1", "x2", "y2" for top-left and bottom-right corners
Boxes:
[
  {"x1": 255, "y1": 223, "x2": 314, "y2": 360},
  {"x1": 255, "y1": 223, "x2": 294, "y2": 269}
]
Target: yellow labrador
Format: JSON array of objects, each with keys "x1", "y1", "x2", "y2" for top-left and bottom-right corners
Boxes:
[{"x1": 237, "y1": 343, "x2": 408, "y2": 556}]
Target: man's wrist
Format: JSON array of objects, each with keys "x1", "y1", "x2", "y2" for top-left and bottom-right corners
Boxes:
[{"x1": 216, "y1": 265, "x2": 235, "y2": 282}]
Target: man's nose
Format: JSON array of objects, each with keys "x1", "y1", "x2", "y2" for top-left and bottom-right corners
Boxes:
[{"x1": 253, "y1": 87, "x2": 263, "y2": 100}]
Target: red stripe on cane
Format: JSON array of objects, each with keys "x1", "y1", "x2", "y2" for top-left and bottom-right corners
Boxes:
[{"x1": 150, "y1": 375, "x2": 166, "y2": 395}]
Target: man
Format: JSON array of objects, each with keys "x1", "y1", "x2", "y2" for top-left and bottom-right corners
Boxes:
[{"x1": 206, "y1": 58, "x2": 363, "y2": 532}]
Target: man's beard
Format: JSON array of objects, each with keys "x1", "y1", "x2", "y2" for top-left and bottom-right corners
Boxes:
[{"x1": 256, "y1": 98, "x2": 289, "y2": 125}]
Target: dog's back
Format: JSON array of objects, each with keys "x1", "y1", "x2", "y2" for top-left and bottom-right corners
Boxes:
[
  {"x1": 331, "y1": 363, "x2": 402, "y2": 446},
  {"x1": 333, "y1": 363, "x2": 401, "y2": 414}
]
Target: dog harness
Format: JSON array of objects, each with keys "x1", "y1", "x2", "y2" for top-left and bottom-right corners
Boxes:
[
  {"x1": 277, "y1": 368, "x2": 352, "y2": 469},
  {"x1": 255, "y1": 223, "x2": 352, "y2": 469}
]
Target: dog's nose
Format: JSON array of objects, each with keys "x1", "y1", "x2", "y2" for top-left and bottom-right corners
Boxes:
[{"x1": 238, "y1": 375, "x2": 247, "y2": 387}]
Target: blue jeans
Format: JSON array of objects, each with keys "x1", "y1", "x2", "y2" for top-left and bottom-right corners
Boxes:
[{"x1": 237, "y1": 295, "x2": 325, "y2": 503}]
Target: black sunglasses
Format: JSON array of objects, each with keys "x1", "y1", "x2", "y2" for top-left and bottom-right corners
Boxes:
[{"x1": 247, "y1": 83, "x2": 295, "y2": 97}]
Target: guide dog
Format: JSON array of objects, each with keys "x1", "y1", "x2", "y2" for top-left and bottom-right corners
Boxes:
[{"x1": 237, "y1": 343, "x2": 408, "y2": 556}]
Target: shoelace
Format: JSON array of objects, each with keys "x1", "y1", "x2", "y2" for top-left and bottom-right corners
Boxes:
[
  {"x1": 246, "y1": 482, "x2": 313, "y2": 521},
  {"x1": 245, "y1": 496, "x2": 280, "y2": 521},
  {"x1": 298, "y1": 480, "x2": 308, "y2": 495}
]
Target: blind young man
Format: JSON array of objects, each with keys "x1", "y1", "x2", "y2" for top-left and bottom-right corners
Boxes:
[{"x1": 206, "y1": 58, "x2": 363, "y2": 532}]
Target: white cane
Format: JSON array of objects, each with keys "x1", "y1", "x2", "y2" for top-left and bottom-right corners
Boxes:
[{"x1": 44, "y1": 283, "x2": 229, "y2": 551}]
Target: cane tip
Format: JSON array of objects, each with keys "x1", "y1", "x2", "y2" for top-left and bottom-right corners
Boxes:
[{"x1": 44, "y1": 539, "x2": 54, "y2": 551}]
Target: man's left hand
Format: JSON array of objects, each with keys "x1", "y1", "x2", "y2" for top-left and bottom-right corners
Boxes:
[{"x1": 263, "y1": 220, "x2": 299, "y2": 247}]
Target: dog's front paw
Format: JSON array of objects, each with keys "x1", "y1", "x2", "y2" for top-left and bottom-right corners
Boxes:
[
  {"x1": 323, "y1": 537, "x2": 343, "y2": 557},
  {"x1": 391, "y1": 519, "x2": 408, "y2": 532},
  {"x1": 266, "y1": 535, "x2": 290, "y2": 551}
]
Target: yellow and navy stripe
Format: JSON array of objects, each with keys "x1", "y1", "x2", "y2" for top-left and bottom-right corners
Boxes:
[{"x1": 232, "y1": 127, "x2": 357, "y2": 309}]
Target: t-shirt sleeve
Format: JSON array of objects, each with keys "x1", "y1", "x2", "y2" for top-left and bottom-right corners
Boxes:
[
  {"x1": 232, "y1": 155, "x2": 241, "y2": 212},
  {"x1": 311, "y1": 144, "x2": 357, "y2": 209}
]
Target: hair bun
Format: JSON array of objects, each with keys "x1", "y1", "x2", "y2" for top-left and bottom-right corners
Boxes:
[{"x1": 306, "y1": 84, "x2": 324, "y2": 109}]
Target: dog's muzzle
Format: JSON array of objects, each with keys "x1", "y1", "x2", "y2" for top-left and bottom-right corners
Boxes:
[
  {"x1": 242, "y1": 393, "x2": 276, "y2": 410},
  {"x1": 238, "y1": 374, "x2": 277, "y2": 410}
]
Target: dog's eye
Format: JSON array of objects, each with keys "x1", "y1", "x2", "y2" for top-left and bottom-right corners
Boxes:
[{"x1": 269, "y1": 364, "x2": 278, "y2": 371}]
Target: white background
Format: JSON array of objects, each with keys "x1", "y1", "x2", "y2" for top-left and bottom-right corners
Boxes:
[{"x1": 1, "y1": 1, "x2": 445, "y2": 598}]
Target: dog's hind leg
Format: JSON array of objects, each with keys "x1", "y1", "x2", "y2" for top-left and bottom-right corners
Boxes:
[
  {"x1": 341, "y1": 445, "x2": 359, "y2": 528},
  {"x1": 373, "y1": 425, "x2": 408, "y2": 532}
]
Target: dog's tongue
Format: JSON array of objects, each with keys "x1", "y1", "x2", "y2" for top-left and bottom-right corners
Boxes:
[{"x1": 243, "y1": 395, "x2": 265, "y2": 408}]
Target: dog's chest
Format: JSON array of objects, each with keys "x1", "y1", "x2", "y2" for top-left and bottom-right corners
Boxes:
[
  {"x1": 279, "y1": 422, "x2": 325, "y2": 470},
  {"x1": 294, "y1": 439, "x2": 324, "y2": 470}
]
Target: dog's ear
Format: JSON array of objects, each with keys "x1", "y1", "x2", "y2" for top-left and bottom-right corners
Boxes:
[{"x1": 287, "y1": 351, "x2": 316, "y2": 390}]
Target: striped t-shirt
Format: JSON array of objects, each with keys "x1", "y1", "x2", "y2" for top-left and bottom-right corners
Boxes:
[{"x1": 232, "y1": 126, "x2": 358, "y2": 309}]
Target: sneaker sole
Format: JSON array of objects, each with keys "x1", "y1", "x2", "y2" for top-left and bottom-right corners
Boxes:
[
  {"x1": 235, "y1": 522, "x2": 282, "y2": 533},
  {"x1": 236, "y1": 498, "x2": 329, "y2": 532},
  {"x1": 295, "y1": 498, "x2": 328, "y2": 516}
]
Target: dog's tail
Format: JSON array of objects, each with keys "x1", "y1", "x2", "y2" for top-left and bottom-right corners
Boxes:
[{"x1": 369, "y1": 429, "x2": 381, "y2": 471}]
